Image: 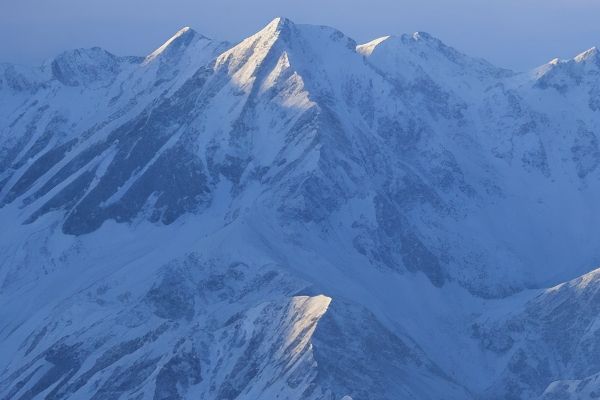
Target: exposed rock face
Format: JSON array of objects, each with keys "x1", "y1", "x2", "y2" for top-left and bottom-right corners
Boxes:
[{"x1": 1, "y1": 17, "x2": 600, "y2": 399}]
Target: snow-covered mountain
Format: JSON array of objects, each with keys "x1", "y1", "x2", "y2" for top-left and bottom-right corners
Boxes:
[{"x1": 1, "y1": 17, "x2": 600, "y2": 399}]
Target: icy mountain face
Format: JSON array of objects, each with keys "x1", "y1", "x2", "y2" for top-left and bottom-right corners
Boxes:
[
  {"x1": 49, "y1": 47, "x2": 131, "y2": 87},
  {"x1": 473, "y1": 268, "x2": 600, "y2": 399},
  {"x1": 533, "y1": 47, "x2": 600, "y2": 113},
  {"x1": 534, "y1": 47, "x2": 600, "y2": 91},
  {"x1": 1, "y1": 17, "x2": 600, "y2": 399},
  {"x1": 0, "y1": 254, "x2": 330, "y2": 400}
]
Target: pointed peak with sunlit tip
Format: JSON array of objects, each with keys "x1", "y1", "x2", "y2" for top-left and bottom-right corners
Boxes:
[
  {"x1": 356, "y1": 36, "x2": 391, "y2": 56},
  {"x1": 254, "y1": 16, "x2": 296, "y2": 40},
  {"x1": 144, "y1": 26, "x2": 208, "y2": 63},
  {"x1": 574, "y1": 46, "x2": 599, "y2": 63},
  {"x1": 357, "y1": 31, "x2": 446, "y2": 57},
  {"x1": 269, "y1": 17, "x2": 295, "y2": 29}
]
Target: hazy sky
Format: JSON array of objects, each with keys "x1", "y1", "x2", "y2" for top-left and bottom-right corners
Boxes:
[{"x1": 2, "y1": 0, "x2": 600, "y2": 70}]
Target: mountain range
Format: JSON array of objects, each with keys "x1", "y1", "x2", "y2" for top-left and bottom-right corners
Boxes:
[{"x1": 1, "y1": 17, "x2": 600, "y2": 399}]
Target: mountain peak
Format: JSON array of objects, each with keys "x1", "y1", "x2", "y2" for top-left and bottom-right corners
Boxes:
[
  {"x1": 359, "y1": 30, "x2": 512, "y2": 85},
  {"x1": 177, "y1": 26, "x2": 193, "y2": 35},
  {"x1": 360, "y1": 32, "x2": 458, "y2": 60},
  {"x1": 574, "y1": 46, "x2": 599, "y2": 63},
  {"x1": 534, "y1": 46, "x2": 600, "y2": 88},
  {"x1": 411, "y1": 31, "x2": 435, "y2": 42},
  {"x1": 539, "y1": 46, "x2": 599, "y2": 69},
  {"x1": 215, "y1": 16, "x2": 359, "y2": 87},
  {"x1": 53, "y1": 46, "x2": 115, "y2": 62},
  {"x1": 267, "y1": 16, "x2": 293, "y2": 29},
  {"x1": 144, "y1": 26, "x2": 206, "y2": 63},
  {"x1": 49, "y1": 47, "x2": 123, "y2": 86},
  {"x1": 255, "y1": 16, "x2": 295, "y2": 40},
  {"x1": 356, "y1": 36, "x2": 391, "y2": 56}
]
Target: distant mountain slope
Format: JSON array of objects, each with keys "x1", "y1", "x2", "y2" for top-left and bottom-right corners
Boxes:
[{"x1": 1, "y1": 17, "x2": 600, "y2": 400}]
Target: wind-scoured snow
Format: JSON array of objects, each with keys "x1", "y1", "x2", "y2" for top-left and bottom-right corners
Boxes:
[{"x1": 1, "y1": 17, "x2": 600, "y2": 400}]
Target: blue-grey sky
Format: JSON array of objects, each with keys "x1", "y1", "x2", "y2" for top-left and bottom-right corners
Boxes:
[{"x1": 2, "y1": 0, "x2": 600, "y2": 71}]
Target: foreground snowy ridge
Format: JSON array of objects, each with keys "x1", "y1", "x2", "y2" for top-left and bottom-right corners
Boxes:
[{"x1": 1, "y1": 17, "x2": 600, "y2": 399}]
